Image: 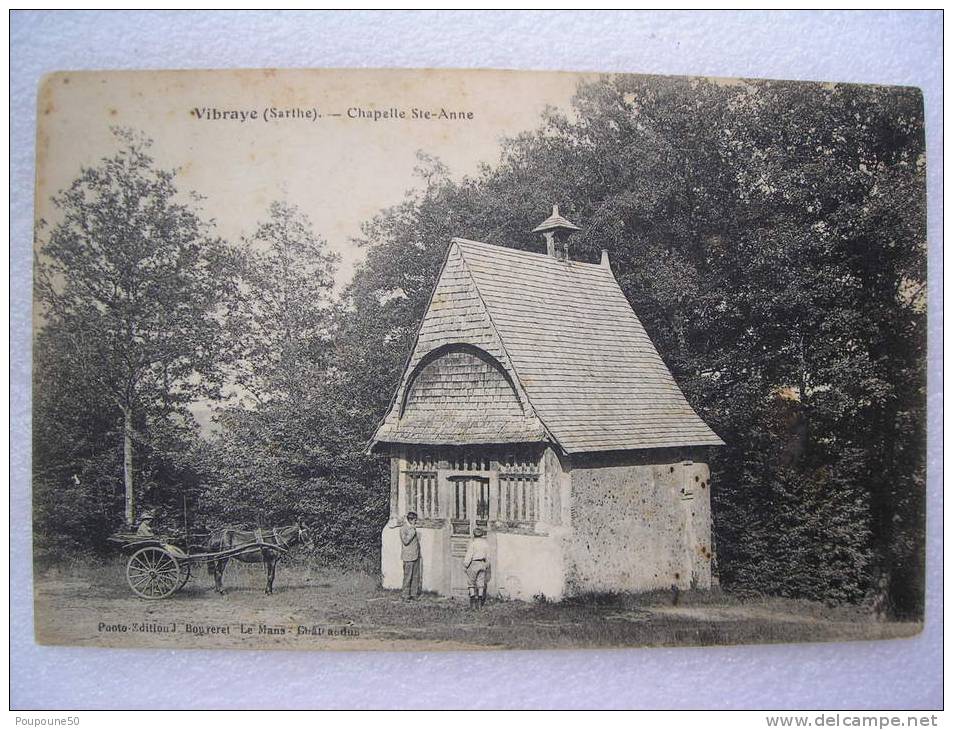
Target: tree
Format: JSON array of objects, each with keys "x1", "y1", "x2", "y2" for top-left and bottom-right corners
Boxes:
[
  {"x1": 34, "y1": 128, "x2": 230, "y2": 527},
  {"x1": 199, "y1": 202, "x2": 360, "y2": 552},
  {"x1": 330, "y1": 76, "x2": 926, "y2": 609},
  {"x1": 221, "y1": 201, "x2": 338, "y2": 405},
  {"x1": 33, "y1": 320, "x2": 126, "y2": 560}
]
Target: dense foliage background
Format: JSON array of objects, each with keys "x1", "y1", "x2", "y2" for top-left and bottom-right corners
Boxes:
[{"x1": 33, "y1": 75, "x2": 926, "y2": 615}]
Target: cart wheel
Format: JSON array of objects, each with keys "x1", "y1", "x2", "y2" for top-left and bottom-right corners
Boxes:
[
  {"x1": 126, "y1": 547, "x2": 181, "y2": 599},
  {"x1": 177, "y1": 562, "x2": 192, "y2": 590}
]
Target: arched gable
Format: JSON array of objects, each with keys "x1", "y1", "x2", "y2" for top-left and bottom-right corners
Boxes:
[
  {"x1": 380, "y1": 342, "x2": 544, "y2": 445},
  {"x1": 373, "y1": 242, "x2": 549, "y2": 447},
  {"x1": 401, "y1": 343, "x2": 524, "y2": 418}
]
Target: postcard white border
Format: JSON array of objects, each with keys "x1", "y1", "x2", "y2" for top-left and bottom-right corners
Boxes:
[{"x1": 9, "y1": 9, "x2": 943, "y2": 710}]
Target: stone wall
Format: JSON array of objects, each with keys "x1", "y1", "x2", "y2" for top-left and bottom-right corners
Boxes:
[
  {"x1": 494, "y1": 531, "x2": 568, "y2": 602},
  {"x1": 541, "y1": 446, "x2": 570, "y2": 525},
  {"x1": 566, "y1": 449, "x2": 713, "y2": 594}
]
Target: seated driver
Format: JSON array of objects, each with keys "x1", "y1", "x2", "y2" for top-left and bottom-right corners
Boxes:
[{"x1": 136, "y1": 511, "x2": 156, "y2": 536}]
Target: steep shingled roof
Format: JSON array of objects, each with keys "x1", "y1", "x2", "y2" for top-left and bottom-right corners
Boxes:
[
  {"x1": 454, "y1": 239, "x2": 723, "y2": 452},
  {"x1": 372, "y1": 238, "x2": 724, "y2": 453}
]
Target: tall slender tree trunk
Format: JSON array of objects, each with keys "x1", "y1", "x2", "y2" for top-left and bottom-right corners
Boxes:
[{"x1": 123, "y1": 406, "x2": 134, "y2": 526}]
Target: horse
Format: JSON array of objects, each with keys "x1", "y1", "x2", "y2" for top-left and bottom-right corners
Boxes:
[{"x1": 206, "y1": 521, "x2": 311, "y2": 595}]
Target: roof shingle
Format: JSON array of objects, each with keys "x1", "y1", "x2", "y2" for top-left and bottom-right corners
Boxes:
[{"x1": 452, "y1": 238, "x2": 723, "y2": 453}]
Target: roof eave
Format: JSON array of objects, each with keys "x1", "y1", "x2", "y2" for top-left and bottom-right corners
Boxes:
[{"x1": 562, "y1": 438, "x2": 726, "y2": 455}]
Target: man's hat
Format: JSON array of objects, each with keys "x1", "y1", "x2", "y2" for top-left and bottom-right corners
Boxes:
[{"x1": 474, "y1": 527, "x2": 486, "y2": 537}]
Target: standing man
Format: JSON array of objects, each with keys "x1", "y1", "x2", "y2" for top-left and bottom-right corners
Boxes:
[
  {"x1": 463, "y1": 527, "x2": 490, "y2": 608},
  {"x1": 400, "y1": 511, "x2": 421, "y2": 600}
]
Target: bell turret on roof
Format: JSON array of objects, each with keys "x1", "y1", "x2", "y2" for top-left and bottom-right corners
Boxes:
[
  {"x1": 532, "y1": 204, "x2": 580, "y2": 260},
  {"x1": 532, "y1": 204, "x2": 581, "y2": 234}
]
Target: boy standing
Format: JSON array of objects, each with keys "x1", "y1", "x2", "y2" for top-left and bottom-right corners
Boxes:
[{"x1": 463, "y1": 527, "x2": 490, "y2": 608}]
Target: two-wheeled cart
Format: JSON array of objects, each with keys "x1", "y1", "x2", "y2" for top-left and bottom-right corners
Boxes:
[{"x1": 108, "y1": 531, "x2": 289, "y2": 600}]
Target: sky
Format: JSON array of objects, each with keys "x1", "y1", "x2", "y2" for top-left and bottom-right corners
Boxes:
[{"x1": 35, "y1": 68, "x2": 590, "y2": 290}]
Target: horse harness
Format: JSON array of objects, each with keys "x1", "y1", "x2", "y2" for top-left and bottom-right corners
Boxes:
[
  {"x1": 215, "y1": 526, "x2": 288, "y2": 551},
  {"x1": 254, "y1": 527, "x2": 284, "y2": 550}
]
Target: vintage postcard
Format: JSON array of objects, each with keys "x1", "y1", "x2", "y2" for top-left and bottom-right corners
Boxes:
[{"x1": 31, "y1": 68, "x2": 926, "y2": 651}]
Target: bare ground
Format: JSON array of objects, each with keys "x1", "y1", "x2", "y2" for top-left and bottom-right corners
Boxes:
[{"x1": 32, "y1": 558, "x2": 921, "y2": 652}]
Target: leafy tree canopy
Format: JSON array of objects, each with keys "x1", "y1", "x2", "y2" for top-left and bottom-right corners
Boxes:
[
  {"x1": 333, "y1": 75, "x2": 925, "y2": 609},
  {"x1": 34, "y1": 128, "x2": 232, "y2": 531}
]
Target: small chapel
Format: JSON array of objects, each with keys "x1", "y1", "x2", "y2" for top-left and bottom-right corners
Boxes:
[{"x1": 370, "y1": 207, "x2": 724, "y2": 601}]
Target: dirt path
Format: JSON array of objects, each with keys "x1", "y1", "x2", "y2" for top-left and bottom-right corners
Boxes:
[{"x1": 32, "y1": 563, "x2": 922, "y2": 652}]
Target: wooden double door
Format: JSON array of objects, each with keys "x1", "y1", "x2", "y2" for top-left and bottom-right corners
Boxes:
[{"x1": 448, "y1": 476, "x2": 491, "y2": 598}]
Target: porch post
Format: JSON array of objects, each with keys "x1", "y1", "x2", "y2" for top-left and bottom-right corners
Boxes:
[
  {"x1": 389, "y1": 451, "x2": 400, "y2": 519},
  {"x1": 489, "y1": 467, "x2": 500, "y2": 523}
]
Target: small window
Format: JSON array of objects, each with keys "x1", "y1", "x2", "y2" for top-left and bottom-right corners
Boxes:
[
  {"x1": 452, "y1": 480, "x2": 468, "y2": 520},
  {"x1": 497, "y1": 447, "x2": 541, "y2": 525},
  {"x1": 405, "y1": 472, "x2": 439, "y2": 519},
  {"x1": 498, "y1": 475, "x2": 539, "y2": 523},
  {"x1": 404, "y1": 449, "x2": 438, "y2": 519},
  {"x1": 476, "y1": 480, "x2": 490, "y2": 521}
]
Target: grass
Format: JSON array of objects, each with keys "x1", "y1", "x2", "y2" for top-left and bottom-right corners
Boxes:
[{"x1": 32, "y1": 558, "x2": 922, "y2": 651}]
